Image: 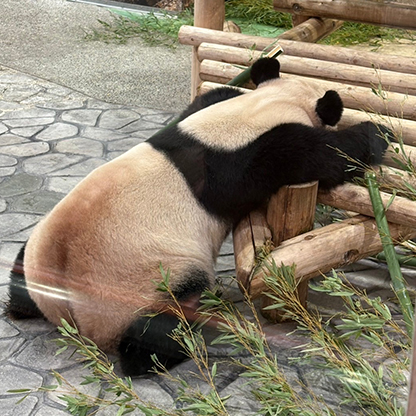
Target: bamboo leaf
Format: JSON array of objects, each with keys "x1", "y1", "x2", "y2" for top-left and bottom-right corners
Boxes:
[{"x1": 60, "y1": 318, "x2": 78, "y2": 334}]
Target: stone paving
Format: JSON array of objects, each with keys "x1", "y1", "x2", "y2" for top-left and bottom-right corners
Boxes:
[{"x1": 0, "y1": 64, "x2": 414, "y2": 415}]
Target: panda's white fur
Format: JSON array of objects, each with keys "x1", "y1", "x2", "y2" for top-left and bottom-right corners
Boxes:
[
  {"x1": 179, "y1": 77, "x2": 328, "y2": 150},
  {"x1": 7, "y1": 58, "x2": 389, "y2": 376}
]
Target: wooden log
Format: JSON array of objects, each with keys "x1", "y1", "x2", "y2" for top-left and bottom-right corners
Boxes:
[
  {"x1": 339, "y1": 109, "x2": 416, "y2": 147},
  {"x1": 179, "y1": 26, "x2": 416, "y2": 75},
  {"x1": 292, "y1": 15, "x2": 311, "y2": 26},
  {"x1": 384, "y1": 143, "x2": 416, "y2": 170},
  {"x1": 180, "y1": 16, "x2": 341, "y2": 52},
  {"x1": 284, "y1": 75, "x2": 416, "y2": 122},
  {"x1": 197, "y1": 42, "x2": 259, "y2": 66},
  {"x1": 248, "y1": 216, "x2": 416, "y2": 299},
  {"x1": 191, "y1": 0, "x2": 225, "y2": 100},
  {"x1": 317, "y1": 183, "x2": 416, "y2": 228},
  {"x1": 277, "y1": 17, "x2": 343, "y2": 42},
  {"x1": 199, "y1": 59, "x2": 252, "y2": 87},
  {"x1": 375, "y1": 167, "x2": 416, "y2": 196},
  {"x1": 273, "y1": 0, "x2": 416, "y2": 30},
  {"x1": 199, "y1": 57, "x2": 416, "y2": 96},
  {"x1": 262, "y1": 182, "x2": 318, "y2": 322},
  {"x1": 197, "y1": 44, "x2": 416, "y2": 121},
  {"x1": 179, "y1": 25, "x2": 279, "y2": 51},
  {"x1": 278, "y1": 39, "x2": 416, "y2": 76},
  {"x1": 277, "y1": 55, "x2": 416, "y2": 95},
  {"x1": 267, "y1": 182, "x2": 319, "y2": 247},
  {"x1": 233, "y1": 209, "x2": 273, "y2": 290}
]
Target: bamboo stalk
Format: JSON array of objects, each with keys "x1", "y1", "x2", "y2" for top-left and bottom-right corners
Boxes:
[
  {"x1": 273, "y1": 0, "x2": 416, "y2": 30},
  {"x1": 365, "y1": 171, "x2": 414, "y2": 338},
  {"x1": 408, "y1": 329, "x2": 416, "y2": 414},
  {"x1": 374, "y1": 252, "x2": 416, "y2": 269}
]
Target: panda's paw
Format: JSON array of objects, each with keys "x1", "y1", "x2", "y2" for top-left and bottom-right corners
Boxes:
[
  {"x1": 374, "y1": 123, "x2": 395, "y2": 143},
  {"x1": 118, "y1": 312, "x2": 187, "y2": 376},
  {"x1": 349, "y1": 121, "x2": 390, "y2": 164},
  {"x1": 367, "y1": 123, "x2": 392, "y2": 164}
]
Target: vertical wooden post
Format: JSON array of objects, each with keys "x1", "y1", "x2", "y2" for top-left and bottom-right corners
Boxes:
[
  {"x1": 292, "y1": 15, "x2": 310, "y2": 26},
  {"x1": 191, "y1": 0, "x2": 225, "y2": 100},
  {"x1": 233, "y1": 209, "x2": 273, "y2": 291},
  {"x1": 261, "y1": 182, "x2": 319, "y2": 322}
]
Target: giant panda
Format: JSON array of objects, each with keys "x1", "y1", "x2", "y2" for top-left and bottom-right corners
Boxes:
[{"x1": 6, "y1": 58, "x2": 390, "y2": 376}]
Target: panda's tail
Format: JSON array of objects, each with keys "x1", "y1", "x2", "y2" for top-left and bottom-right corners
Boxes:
[
  {"x1": 118, "y1": 312, "x2": 188, "y2": 376},
  {"x1": 4, "y1": 243, "x2": 45, "y2": 320}
]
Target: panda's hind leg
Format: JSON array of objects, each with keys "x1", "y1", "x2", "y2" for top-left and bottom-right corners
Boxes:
[
  {"x1": 118, "y1": 266, "x2": 212, "y2": 376},
  {"x1": 4, "y1": 243, "x2": 45, "y2": 320},
  {"x1": 118, "y1": 312, "x2": 187, "y2": 376}
]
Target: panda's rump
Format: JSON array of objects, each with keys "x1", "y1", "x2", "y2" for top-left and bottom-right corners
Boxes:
[{"x1": 24, "y1": 143, "x2": 226, "y2": 349}]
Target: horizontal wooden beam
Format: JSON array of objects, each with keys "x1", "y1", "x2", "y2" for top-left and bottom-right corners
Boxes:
[
  {"x1": 338, "y1": 109, "x2": 416, "y2": 147},
  {"x1": 249, "y1": 216, "x2": 416, "y2": 298},
  {"x1": 317, "y1": 183, "x2": 416, "y2": 228},
  {"x1": 275, "y1": 39, "x2": 416, "y2": 76},
  {"x1": 197, "y1": 44, "x2": 416, "y2": 121},
  {"x1": 199, "y1": 58, "x2": 416, "y2": 96},
  {"x1": 179, "y1": 26, "x2": 416, "y2": 75},
  {"x1": 277, "y1": 17, "x2": 342, "y2": 42},
  {"x1": 273, "y1": 0, "x2": 416, "y2": 30}
]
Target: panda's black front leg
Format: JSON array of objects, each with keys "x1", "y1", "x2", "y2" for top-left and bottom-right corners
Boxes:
[
  {"x1": 199, "y1": 121, "x2": 390, "y2": 225},
  {"x1": 259, "y1": 121, "x2": 390, "y2": 192}
]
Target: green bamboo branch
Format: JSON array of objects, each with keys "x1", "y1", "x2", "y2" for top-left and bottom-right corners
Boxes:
[
  {"x1": 365, "y1": 171, "x2": 414, "y2": 339},
  {"x1": 226, "y1": 44, "x2": 284, "y2": 87},
  {"x1": 373, "y1": 251, "x2": 416, "y2": 269}
]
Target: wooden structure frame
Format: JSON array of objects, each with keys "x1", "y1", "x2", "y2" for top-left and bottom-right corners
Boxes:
[
  {"x1": 179, "y1": 0, "x2": 416, "y2": 409},
  {"x1": 180, "y1": 0, "x2": 416, "y2": 297}
]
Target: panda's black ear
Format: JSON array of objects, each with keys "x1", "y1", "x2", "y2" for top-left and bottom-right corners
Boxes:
[
  {"x1": 250, "y1": 58, "x2": 280, "y2": 87},
  {"x1": 316, "y1": 90, "x2": 344, "y2": 126}
]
